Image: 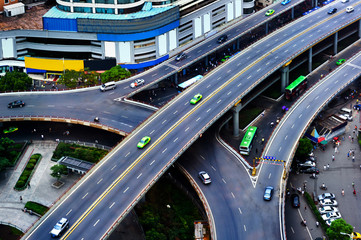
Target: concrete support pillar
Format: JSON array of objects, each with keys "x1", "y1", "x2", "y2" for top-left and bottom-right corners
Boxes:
[
  {"x1": 205, "y1": 55, "x2": 209, "y2": 66},
  {"x1": 232, "y1": 102, "x2": 243, "y2": 137},
  {"x1": 280, "y1": 65, "x2": 289, "y2": 93},
  {"x1": 237, "y1": 38, "x2": 240, "y2": 50},
  {"x1": 265, "y1": 22, "x2": 269, "y2": 35},
  {"x1": 174, "y1": 73, "x2": 178, "y2": 85},
  {"x1": 233, "y1": 110, "x2": 240, "y2": 137},
  {"x1": 291, "y1": 7, "x2": 294, "y2": 19},
  {"x1": 334, "y1": 32, "x2": 338, "y2": 55},
  {"x1": 359, "y1": 20, "x2": 361, "y2": 38},
  {"x1": 308, "y1": 47, "x2": 312, "y2": 73}
]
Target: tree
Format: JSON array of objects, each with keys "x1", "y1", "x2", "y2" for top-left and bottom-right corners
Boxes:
[
  {"x1": 57, "y1": 69, "x2": 80, "y2": 88},
  {"x1": 50, "y1": 164, "x2": 68, "y2": 182},
  {"x1": 100, "y1": 65, "x2": 131, "y2": 83},
  {"x1": 0, "y1": 71, "x2": 32, "y2": 91},
  {"x1": 295, "y1": 138, "x2": 313, "y2": 160},
  {"x1": 326, "y1": 218, "x2": 353, "y2": 240}
]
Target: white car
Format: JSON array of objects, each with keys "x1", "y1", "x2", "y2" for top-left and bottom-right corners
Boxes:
[
  {"x1": 341, "y1": 0, "x2": 349, "y2": 3},
  {"x1": 298, "y1": 160, "x2": 316, "y2": 167},
  {"x1": 346, "y1": 6, "x2": 354, "y2": 13},
  {"x1": 50, "y1": 218, "x2": 69, "y2": 237},
  {"x1": 130, "y1": 79, "x2": 145, "y2": 88},
  {"x1": 319, "y1": 199, "x2": 338, "y2": 207},
  {"x1": 322, "y1": 211, "x2": 342, "y2": 221},
  {"x1": 198, "y1": 171, "x2": 211, "y2": 184},
  {"x1": 326, "y1": 218, "x2": 336, "y2": 226},
  {"x1": 318, "y1": 193, "x2": 336, "y2": 201},
  {"x1": 319, "y1": 206, "x2": 339, "y2": 215}
]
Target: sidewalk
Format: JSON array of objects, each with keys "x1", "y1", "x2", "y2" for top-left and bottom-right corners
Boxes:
[{"x1": 0, "y1": 141, "x2": 80, "y2": 232}]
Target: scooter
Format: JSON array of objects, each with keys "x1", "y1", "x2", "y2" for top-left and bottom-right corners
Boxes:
[
  {"x1": 94, "y1": 117, "x2": 100, "y2": 122},
  {"x1": 320, "y1": 185, "x2": 328, "y2": 190}
]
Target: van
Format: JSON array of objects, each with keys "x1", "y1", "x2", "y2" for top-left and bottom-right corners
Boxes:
[
  {"x1": 100, "y1": 81, "x2": 116, "y2": 92},
  {"x1": 340, "y1": 107, "x2": 352, "y2": 115}
]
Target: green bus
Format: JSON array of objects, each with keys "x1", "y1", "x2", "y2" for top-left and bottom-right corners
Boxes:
[
  {"x1": 239, "y1": 126, "x2": 258, "y2": 155},
  {"x1": 285, "y1": 75, "x2": 308, "y2": 100}
]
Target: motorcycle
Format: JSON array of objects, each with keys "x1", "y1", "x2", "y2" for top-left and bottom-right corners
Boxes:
[
  {"x1": 320, "y1": 185, "x2": 328, "y2": 190},
  {"x1": 94, "y1": 117, "x2": 100, "y2": 122}
]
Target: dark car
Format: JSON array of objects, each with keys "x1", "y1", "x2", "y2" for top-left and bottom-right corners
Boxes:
[
  {"x1": 328, "y1": 8, "x2": 337, "y2": 14},
  {"x1": 299, "y1": 166, "x2": 319, "y2": 174},
  {"x1": 217, "y1": 35, "x2": 228, "y2": 43},
  {"x1": 175, "y1": 52, "x2": 187, "y2": 61},
  {"x1": 8, "y1": 100, "x2": 25, "y2": 108},
  {"x1": 291, "y1": 194, "x2": 300, "y2": 208}
]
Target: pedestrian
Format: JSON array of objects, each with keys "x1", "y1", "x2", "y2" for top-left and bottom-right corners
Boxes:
[
  {"x1": 324, "y1": 165, "x2": 326, "y2": 171},
  {"x1": 33, "y1": 128, "x2": 36, "y2": 133},
  {"x1": 352, "y1": 182, "x2": 355, "y2": 188},
  {"x1": 353, "y1": 189, "x2": 356, "y2": 195},
  {"x1": 335, "y1": 147, "x2": 338, "y2": 154},
  {"x1": 353, "y1": 156, "x2": 355, "y2": 162},
  {"x1": 342, "y1": 136, "x2": 345, "y2": 141},
  {"x1": 270, "y1": 122, "x2": 274, "y2": 128},
  {"x1": 332, "y1": 155, "x2": 335, "y2": 161},
  {"x1": 327, "y1": 164, "x2": 330, "y2": 170},
  {"x1": 348, "y1": 152, "x2": 350, "y2": 158},
  {"x1": 261, "y1": 138, "x2": 264, "y2": 144},
  {"x1": 41, "y1": 134, "x2": 44, "y2": 140},
  {"x1": 349, "y1": 135, "x2": 352, "y2": 141},
  {"x1": 20, "y1": 196, "x2": 22, "y2": 202},
  {"x1": 342, "y1": 189, "x2": 345, "y2": 196},
  {"x1": 27, "y1": 182, "x2": 31, "y2": 188},
  {"x1": 316, "y1": 221, "x2": 319, "y2": 227},
  {"x1": 304, "y1": 206, "x2": 307, "y2": 210},
  {"x1": 352, "y1": 137, "x2": 354, "y2": 142},
  {"x1": 302, "y1": 190, "x2": 304, "y2": 196}
]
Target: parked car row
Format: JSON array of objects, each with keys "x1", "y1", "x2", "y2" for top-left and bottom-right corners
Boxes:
[
  {"x1": 318, "y1": 193, "x2": 341, "y2": 226},
  {"x1": 297, "y1": 155, "x2": 319, "y2": 174}
]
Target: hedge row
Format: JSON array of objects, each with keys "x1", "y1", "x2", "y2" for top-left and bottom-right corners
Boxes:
[
  {"x1": 24, "y1": 201, "x2": 49, "y2": 216},
  {"x1": 14, "y1": 154, "x2": 41, "y2": 191},
  {"x1": 304, "y1": 191, "x2": 328, "y2": 230},
  {"x1": 52, "y1": 142, "x2": 108, "y2": 163}
]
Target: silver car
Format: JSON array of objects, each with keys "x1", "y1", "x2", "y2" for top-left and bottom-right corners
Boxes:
[
  {"x1": 319, "y1": 206, "x2": 339, "y2": 215},
  {"x1": 319, "y1": 199, "x2": 338, "y2": 207}
]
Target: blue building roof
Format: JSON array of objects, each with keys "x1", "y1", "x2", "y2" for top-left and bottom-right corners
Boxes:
[{"x1": 43, "y1": 3, "x2": 175, "y2": 20}]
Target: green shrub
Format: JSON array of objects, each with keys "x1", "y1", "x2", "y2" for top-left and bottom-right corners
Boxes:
[
  {"x1": 15, "y1": 180, "x2": 25, "y2": 188},
  {"x1": 24, "y1": 201, "x2": 49, "y2": 215},
  {"x1": 29, "y1": 159, "x2": 37, "y2": 164},
  {"x1": 52, "y1": 143, "x2": 108, "y2": 163},
  {"x1": 26, "y1": 163, "x2": 35, "y2": 170},
  {"x1": 19, "y1": 175, "x2": 28, "y2": 181},
  {"x1": 23, "y1": 170, "x2": 31, "y2": 176},
  {"x1": 31, "y1": 154, "x2": 41, "y2": 160},
  {"x1": 304, "y1": 192, "x2": 328, "y2": 230}
]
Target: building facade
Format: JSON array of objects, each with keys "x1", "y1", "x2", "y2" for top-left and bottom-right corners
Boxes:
[{"x1": 0, "y1": 0, "x2": 255, "y2": 72}]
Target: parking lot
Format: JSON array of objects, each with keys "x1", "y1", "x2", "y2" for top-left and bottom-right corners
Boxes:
[{"x1": 286, "y1": 100, "x2": 361, "y2": 239}]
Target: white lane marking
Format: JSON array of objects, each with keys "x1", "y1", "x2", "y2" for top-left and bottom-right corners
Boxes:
[
  {"x1": 284, "y1": 135, "x2": 288, "y2": 140},
  {"x1": 111, "y1": 165, "x2": 116, "y2": 170},
  {"x1": 279, "y1": 147, "x2": 282, "y2": 152},
  {"x1": 301, "y1": 39, "x2": 305, "y2": 42},
  {"x1": 275, "y1": 56, "x2": 279, "y2": 59},
  {"x1": 109, "y1": 202, "x2": 115, "y2": 209},
  {"x1": 256, "y1": 50, "x2": 260, "y2": 53},
  {"x1": 196, "y1": 117, "x2": 201, "y2": 121},
  {"x1": 184, "y1": 102, "x2": 188, "y2": 105},
  {"x1": 238, "y1": 83, "x2": 242, "y2": 87},
  {"x1": 93, "y1": 219, "x2": 100, "y2": 227},
  {"x1": 291, "y1": 124, "x2": 294, "y2": 129},
  {"x1": 97, "y1": 178, "x2": 103, "y2": 184},
  {"x1": 162, "y1": 148, "x2": 167, "y2": 153},
  {"x1": 231, "y1": 192, "x2": 235, "y2": 198},
  {"x1": 185, "y1": 127, "x2": 189, "y2": 132},
  {"x1": 266, "y1": 62, "x2": 270, "y2": 65},
  {"x1": 165, "y1": 67, "x2": 169, "y2": 71},
  {"x1": 247, "y1": 75, "x2": 252, "y2": 79},
  {"x1": 315, "y1": 96, "x2": 319, "y2": 100},
  {"x1": 125, "y1": 152, "x2": 130, "y2": 157},
  {"x1": 257, "y1": 68, "x2": 261, "y2": 72},
  {"x1": 211, "y1": 165, "x2": 216, "y2": 171},
  {"x1": 123, "y1": 187, "x2": 129, "y2": 193},
  {"x1": 109, "y1": 92, "x2": 115, "y2": 95},
  {"x1": 207, "y1": 108, "x2": 211, "y2": 112},
  {"x1": 227, "y1": 91, "x2": 232, "y2": 95},
  {"x1": 150, "y1": 130, "x2": 155, "y2": 134},
  {"x1": 103, "y1": 111, "x2": 110, "y2": 114},
  {"x1": 324, "y1": 88, "x2": 329, "y2": 92},
  {"x1": 66, "y1": 209, "x2": 72, "y2": 216},
  {"x1": 151, "y1": 73, "x2": 157, "y2": 77},
  {"x1": 137, "y1": 173, "x2": 142, "y2": 179},
  {"x1": 244, "y1": 225, "x2": 247, "y2": 231},
  {"x1": 309, "y1": 34, "x2": 313, "y2": 38},
  {"x1": 247, "y1": 56, "x2": 250, "y2": 59},
  {"x1": 227, "y1": 70, "x2": 231, "y2": 73},
  {"x1": 82, "y1": 193, "x2": 88, "y2": 199},
  {"x1": 217, "y1": 100, "x2": 222, "y2": 104},
  {"x1": 238, "y1": 208, "x2": 242, "y2": 214},
  {"x1": 268, "y1": 173, "x2": 272, "y2": 179},
  {"x1": 207, "y1": 84, "x2": 211, "y2": 88},
  {"x1": 150, "y1": 160, "x2": 155, "y2": 165},
  {"x1": 299, "y1": 114, "x2": 302, "y2": 118},
  {"x1": 335, "y1": 80, "x2": 339, "y2": 84},
  {"x1": 344, "y1": 73, "x2": 348, "y2": 77},
  {"x1": 307, "y1": 105, "x2": 310, "y2": 109},
  {"x1": 173, "y1": 137, "x2": 178, "y2": 142},
  {"x1": 266, "y1": 44, "x2": 270, "y2": 47},
  {"x1": 284, "y1": 49, "x2": 288, "y2": 53},
  {"x1": 198, "y1": 49, "x2": 202, "y2": 53},
  {"x1": 162, "y1": 120, "x2": 167, "y2": 124},
  {"x1": 121, "y1": 115, "x2": 128, "y2": 119},
  {"x1": 217, "y1": 77, "x2": 222, "y2": 80},
  {"x1": 200, "y1": 155, "x2": 205, "y2": 160},
  {"x1": 222, "y1": 178, "x2": 227, "y2": 184},
  {"x1": 173, "y1": 110, "x2": 178, "y2": 114},
  {"x1": 293, "y1": 44, "x2": 296, "y2": 48},
  {"x1": 275, "y1": 38, "x2": 278, "y2": 41},
  {"x1": 237, "y1": 63, "x2": 241, "y2": 66},
  {"x1": 208, "y1": 44, "x2": 212, "y2": 47},
  {"x1": 291, "y1": 227, "x2": 295, "y2": 233}
]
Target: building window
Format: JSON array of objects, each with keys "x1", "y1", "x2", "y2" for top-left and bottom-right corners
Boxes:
[
  {"x1": 74, "y1": 7, "x2": 92, "y2": 12},
  {"x1": 4, "y1": 0, "x2": 9, "y2": 4},
  {"x1": 95, "y1": 0, "x2": 114, "y2": 4},
  {"x1": 95, "y1": 8, "x2": 115, "y2": 13},
  {"x1": 58, "y1": 5, "x2": 71, "y2": 11}
]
